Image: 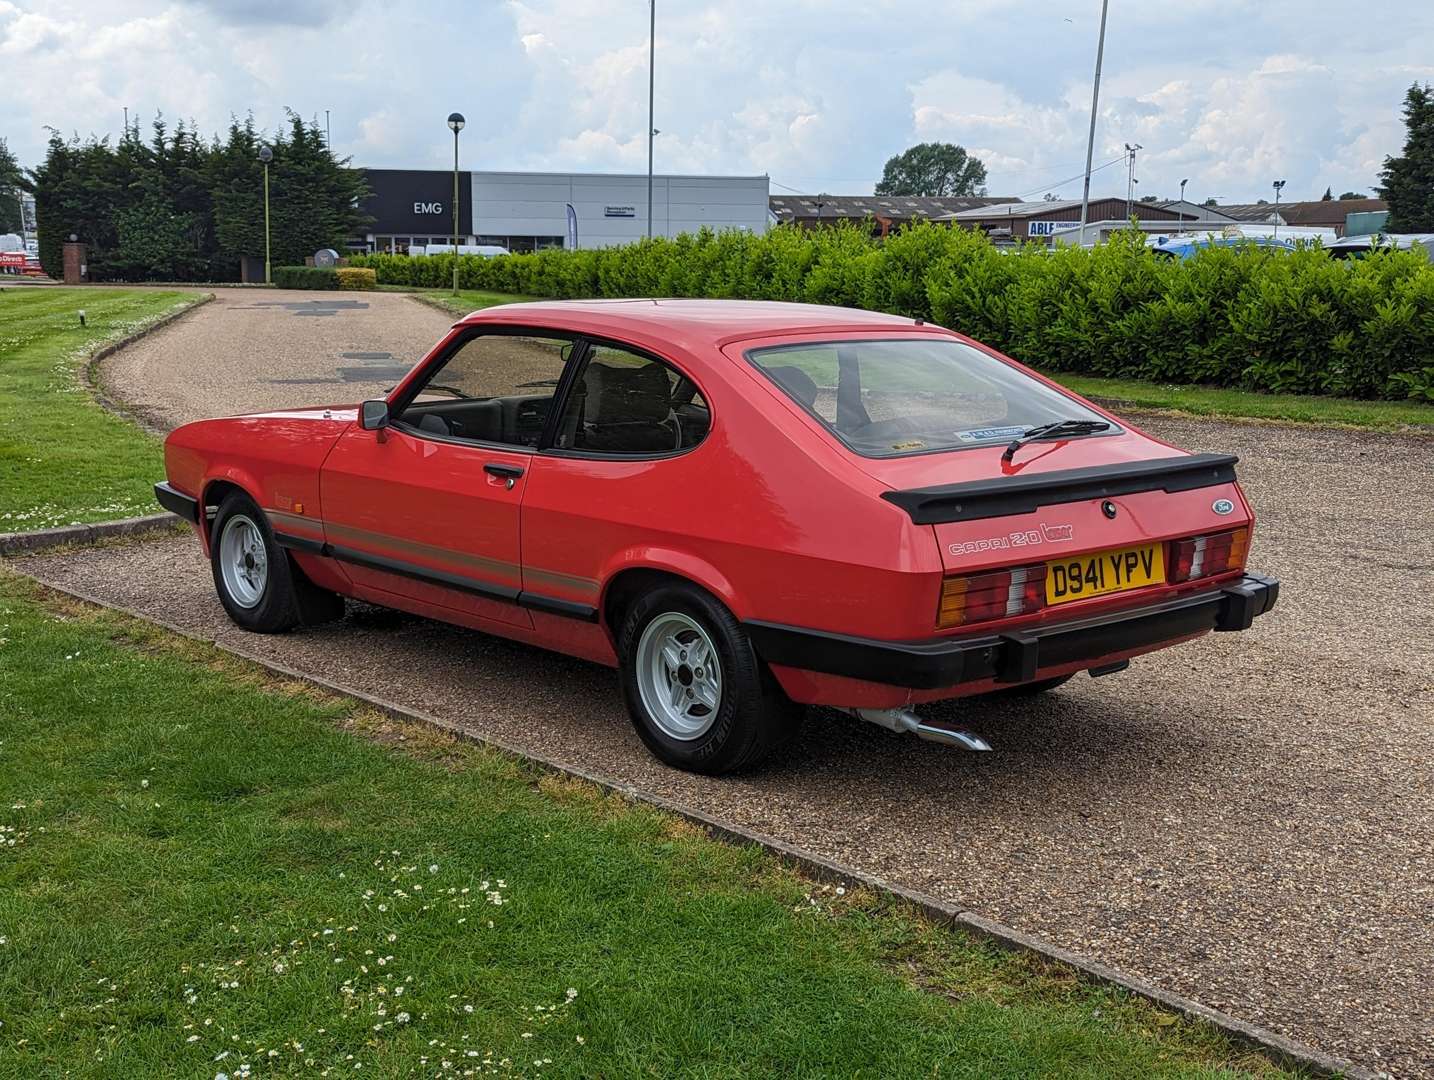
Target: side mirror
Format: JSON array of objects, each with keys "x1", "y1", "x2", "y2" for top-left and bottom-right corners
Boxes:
[{"x1": 360, "y1": 400, "x2": 390, "y2": 431}]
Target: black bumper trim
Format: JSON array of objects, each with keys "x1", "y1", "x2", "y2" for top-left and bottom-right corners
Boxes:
[
  {"x1": 154, "y1": 481, "x2": 200, "y2": 524},
  {"x1": 745, "y1": 573, "x2": 1279, "y2": 691},
  {"x1": 880, "y1": 453, "x2": 1239, "y2": 524}
]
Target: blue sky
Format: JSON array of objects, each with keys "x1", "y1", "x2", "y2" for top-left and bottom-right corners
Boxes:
[{"x1": 2, "y1": 0, "x2": 1431, "y2": 203}]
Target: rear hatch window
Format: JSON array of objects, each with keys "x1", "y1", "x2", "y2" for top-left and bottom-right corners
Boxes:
[{"x1": 747, "y1": 337, "x2": 1117, "y2": 459}]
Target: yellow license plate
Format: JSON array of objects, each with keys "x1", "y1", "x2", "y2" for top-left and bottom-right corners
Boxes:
[{"x1": 1046, "y1": 543, "x2": 1165, "y2": 605}]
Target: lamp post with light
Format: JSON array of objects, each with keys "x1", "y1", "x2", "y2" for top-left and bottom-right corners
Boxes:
[
  {"x1": 258, "y1": 145, "x2": 273, "y2": 285},
  {"x1": 1272, "y1": 179, "x2": 1286, "y2": 243},
  {"x1": 447, "y1": 112, "x2": 465, "y2": 296},
  {"x1": 1179, "y1": 178, "x2": 1189, "y2": 234}
]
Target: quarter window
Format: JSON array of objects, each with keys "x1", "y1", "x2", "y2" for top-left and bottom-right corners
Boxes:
[
  {"x1": 553, "y1": 344, "x2": 709, "y2": 454},
  {"x1": 394, "y1": 333, "x2": 573, "y2": 448}
]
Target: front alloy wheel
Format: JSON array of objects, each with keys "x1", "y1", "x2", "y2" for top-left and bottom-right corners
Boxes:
[{"x1": 218, "y1": 513, "x2": 269, "y2": 609}]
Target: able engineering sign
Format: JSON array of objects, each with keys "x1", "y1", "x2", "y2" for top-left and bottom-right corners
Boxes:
[{"x1": 1028, "y1": 220, "x2": 1080, "y2": 237}]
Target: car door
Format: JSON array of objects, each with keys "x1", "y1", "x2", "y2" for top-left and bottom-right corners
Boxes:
[{"x1": 320, "y1": 329, "x2": 583, "y2": 628}]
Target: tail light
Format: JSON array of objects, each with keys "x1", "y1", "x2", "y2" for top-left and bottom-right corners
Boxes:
[
  {"x1": 1169, "y1": 527, "x2": 1249, "y2": 583},
  {"x1": 937, "y1": 563, "x2": 1047, "y2": 629}
]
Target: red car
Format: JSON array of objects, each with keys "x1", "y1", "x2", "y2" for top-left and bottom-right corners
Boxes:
[{"x1": 156, "y1": 300, "x2": 1277, "y2": 773}]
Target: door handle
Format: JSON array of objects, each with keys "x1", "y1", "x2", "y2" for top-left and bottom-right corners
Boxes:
[{"x1": 483, "y1": 463, "x2": 524, "y2": 479}]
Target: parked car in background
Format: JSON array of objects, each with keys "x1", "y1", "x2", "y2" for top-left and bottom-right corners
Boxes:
[
  {"x1": 155, "y1": 300, "x2": 1278, "y2": 774},
  {"x1": 1324, "y1": 233, "x2": 1434, "y2": 260},
  {"x1": 1147, "y1": 234, "x2": 1296, "y2": 260},
  {"x1": 411, "y1": 243, "x2": 510, "y2": 258}
]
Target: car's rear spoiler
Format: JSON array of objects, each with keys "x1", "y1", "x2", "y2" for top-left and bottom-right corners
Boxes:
[{"x1": 880, "y1": 453, "x2": 1239, "y2": 524}]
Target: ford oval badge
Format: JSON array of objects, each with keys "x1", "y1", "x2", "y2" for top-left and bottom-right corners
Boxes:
[{"x1": 1212, "y1": 498, "x2": 1235, "y2": 515}]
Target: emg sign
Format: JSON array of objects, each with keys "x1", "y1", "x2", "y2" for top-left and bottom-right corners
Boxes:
[{"x1": 414, "y1": 201, "x2": 444, "y2": 215}]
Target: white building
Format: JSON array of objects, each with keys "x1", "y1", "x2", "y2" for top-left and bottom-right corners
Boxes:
[{"x1": 356, "y1": 168, "x2": 770, "y2": 254}]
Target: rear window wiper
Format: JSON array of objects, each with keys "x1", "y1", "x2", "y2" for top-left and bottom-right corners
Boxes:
[{"x1": 1002, "y1": 419, "x2": 1111, "y2": 462}]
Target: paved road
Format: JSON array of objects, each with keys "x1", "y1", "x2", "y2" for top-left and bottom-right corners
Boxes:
[
  {"x1": 36, "y1": 291, "x2": 1434, "y2": 1076},
  {"x1": 101, "y1": 287, "x2": 456, "y2": 428}
]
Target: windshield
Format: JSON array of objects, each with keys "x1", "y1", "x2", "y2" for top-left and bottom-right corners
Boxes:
[{"x1": 747, "y1": 337, "x2": 1117, "y2": 458}]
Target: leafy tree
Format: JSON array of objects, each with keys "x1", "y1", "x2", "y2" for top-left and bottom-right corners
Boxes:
[
  {"x1": 1139, "y1": 194, "x2": 1158, "y2": 203},
  {"x1": 0, "y1": 138, "x2": 23, "y2": 234},
  {"x1": 1202, "y1": 197, "x2": 1219, "y2": 207},
  {"x1": 1321, "y1": 187, "x2": 1333, "y2": 201},
  {"x1": 1379, "y1": 82, "x2": 1434, "y2": 231},
  {"x1": 1340, "y1": 191, "x2": 1368, "y2": 200},
  {"x1": 29, "y1": 110, "x2": 370, "y2": 281},
  {"x1": 875, "y1": 142, "x2": 987, "y2": 197}
]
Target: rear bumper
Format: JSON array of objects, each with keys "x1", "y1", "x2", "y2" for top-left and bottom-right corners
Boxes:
[
  {"x1": 154, "y1": 481, "x2": 200, "y2": 524},
  {"x1": 746, "y1": 573, "x2": 1279, "y2": 691}
]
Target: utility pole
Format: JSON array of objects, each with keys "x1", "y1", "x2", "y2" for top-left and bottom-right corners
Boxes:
[
  {"x1": 647, "y1": 0, "x2": 656, "y2": 240},
  {"x1": 1272, "y1": 179, "x2": 1286, "y2": 243},
  {"x1": 325, "y1": 109, "x2": 331, "y2": 148},
  {"x1": 123, "y1": 106, "x2": 128, "y2": 138},
  {"x1": 1124, "y1": 143, "x2": 1142, "y2": 218},
  {"x1": 1078, "y1": 0, "x2": 1110, "y2": 246}
]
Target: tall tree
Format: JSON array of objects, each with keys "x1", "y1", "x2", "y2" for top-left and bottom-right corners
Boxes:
[
  {"x1": 875, "y1": 143, "x2": 988, "y2": 197},
  {"x1": 1321, "y1": 187, "x2": 1333, "y2": 201},
  {"x1": 0, "y1": 138, "x2": 23, "y2": 234},
  {"x1": 29, "y1": 110, "x2": 370, "y2": 281},
  {"x1": 1379, "y1": 82, "x2": 1434, "y2": 231}
]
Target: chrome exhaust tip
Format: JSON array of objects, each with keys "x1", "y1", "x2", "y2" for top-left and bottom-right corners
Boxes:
[{"x1": 849, "y1": 708, "x2": 992, "y2": 751}]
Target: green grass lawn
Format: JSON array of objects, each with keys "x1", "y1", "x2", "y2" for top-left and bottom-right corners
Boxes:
[
  {"x1": 414, "y1": 289, "x2": 539, "y2": 318},
  {"x1": 0, "y1": 287, "x2": 206, "y2": 531},
  {"x1": 1019, "y1": 374, "x2": 1434, "y2": 433},
  {"x1": 0, "y1": 571, "x2": 1289, "y2": 1078}
]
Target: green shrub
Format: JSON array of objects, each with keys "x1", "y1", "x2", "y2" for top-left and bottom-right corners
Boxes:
[
  {"x1": 352, "y1": 227, "x2": 1434, "y2": 401},
  {"x1": 335, "y1": 267, "x2": 377, "y2": 290},
  {"x1": 273, "y1": 265, "x2": 339, "y2": 290}
]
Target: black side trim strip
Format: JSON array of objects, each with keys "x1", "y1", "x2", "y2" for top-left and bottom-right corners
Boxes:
[
  {"x1": 295, "y1": 539, "x2": 599, "y2": 621},
  {"x1": 273, "y1": 531, "x2": 326, "y2": 556},
  {"x1": 518, "y1": 592, "x2": 600, "y2": 622},
  {"x1": 745, "y1": 573, "x2": 1277, "y2": 690},
  {"x1": 329, "y1": 544, "x2": 521, "y2": 604},
  {"x1": 880, "y1": 453, "x2": 1240, "y2": 524},
  {"x1": 154, "y1": 481, "x2": 199, "y2": 524}
]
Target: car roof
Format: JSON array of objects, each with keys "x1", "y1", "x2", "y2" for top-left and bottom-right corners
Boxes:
[{"x1": 458, "y1": 298, "x2": 938, "y2": 347}]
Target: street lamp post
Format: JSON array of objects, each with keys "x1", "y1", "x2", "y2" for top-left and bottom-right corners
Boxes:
[
  {"x1": 1179, "y1": 178, "x2": 1189, "y2": 234},
  {"x1": 448, "y1": 113, "x2": 465, "y2": 296},
  {"x1": 258, "y1": 145, "x2": 273, "y2": 285},
  {"x1": 1272, "y1": 179, "x2": 1286, "y2": 243}
]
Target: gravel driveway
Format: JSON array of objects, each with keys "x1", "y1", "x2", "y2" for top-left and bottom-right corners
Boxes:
[
  {"x1": 100, "y1": 287, "x2": 456, "y2": 428},
  {"x1": 21, "y1": 294, "x2": 1434, "y2": 1075}
]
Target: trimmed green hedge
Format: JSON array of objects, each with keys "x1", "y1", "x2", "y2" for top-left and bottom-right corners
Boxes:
[
  {"x1": 273, "y1": 265, "x2": 339, "y2": 289},
  {"x1": 351, "y1": 226, "x2": 1434, "y2": 401}
]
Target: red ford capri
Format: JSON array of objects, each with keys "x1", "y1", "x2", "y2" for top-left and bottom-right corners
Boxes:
[{"x1": 156, "y1": 300, "x2": 1278, "y2": 773}]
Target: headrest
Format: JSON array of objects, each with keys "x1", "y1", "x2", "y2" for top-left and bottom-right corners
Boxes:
[
  {"x1": 588, "y1": 361, "x2": 671, "y2": 423},
  {"x1": 765, "y1": 364, "x2": 819, "y2": 408}
]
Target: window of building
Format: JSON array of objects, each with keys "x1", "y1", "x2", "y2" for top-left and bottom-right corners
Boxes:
[
  {"x1": 553, "y1": 344, "x2": 709, "y2": 454},
  {"x1": 394, "y1": 333, "x2": 575, "y2": 448}
]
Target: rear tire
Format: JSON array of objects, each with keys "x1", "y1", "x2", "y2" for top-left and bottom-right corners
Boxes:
[
  {"x1": 209, "y1": 492, "x2": 340, "y2": 632},
  {"x1": 617, "y1": 582, "x2": 800, "y2": 775}
]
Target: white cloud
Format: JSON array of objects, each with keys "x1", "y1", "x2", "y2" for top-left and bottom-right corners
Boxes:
[{"x1": 1, "y1": 0, "x2": 1431, "y2": 203}]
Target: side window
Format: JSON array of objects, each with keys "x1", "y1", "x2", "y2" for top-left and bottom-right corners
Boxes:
[
  {"x1": 553, "y1": 343, "x2": 709, "y2": 454},
  {"x1": 395, "y1": 333, "x2": 573, "y2": 448}
]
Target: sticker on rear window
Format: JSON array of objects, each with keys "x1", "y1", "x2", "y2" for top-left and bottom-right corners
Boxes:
[{"x1": 957, "y1": 425, "x2": 1026, "y2": 443}]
